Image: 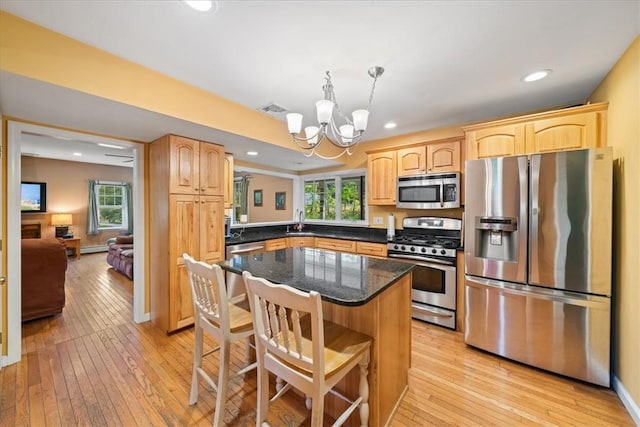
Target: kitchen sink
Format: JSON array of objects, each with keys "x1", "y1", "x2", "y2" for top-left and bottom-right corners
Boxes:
[{"x1": 285, "y1": 231, "x2": 315, "y2": 236}]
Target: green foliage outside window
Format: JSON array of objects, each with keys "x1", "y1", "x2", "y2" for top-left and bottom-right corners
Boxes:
[
  {"x1": 304, "y1": 174, "x2": 364, "y2": 222},
  {"x1": 97, "y1": 184, "x2": 124, "y2": 227}
]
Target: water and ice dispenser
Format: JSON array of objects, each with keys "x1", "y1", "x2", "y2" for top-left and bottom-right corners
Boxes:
[{"x1": 473, "y1": 216, "x2": 519, "y2": 262}]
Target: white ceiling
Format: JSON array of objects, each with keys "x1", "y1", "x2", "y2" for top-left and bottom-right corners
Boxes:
[{"x1": 0, "y1": 0, "x2": 638, "y2": 172}]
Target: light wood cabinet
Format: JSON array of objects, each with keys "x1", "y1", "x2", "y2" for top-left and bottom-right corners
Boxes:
[
  {"x1": 397, "y1": 146, "x2": 426, "y2": 176},
  {"x1": 288, "y1": 236, "x2": 315, "y2": 248},
  {"x1": 150, "y1": 134, "x2": 225, "y2": 333},
  {"x1": 367, "y1": 150, "x2": 397, "y2": 205},
  {"x1": 168, "y1": 135, "x2": 225, "y2": 195},
  {"x1": 426, "y1": 139, "x2": 461, "y2": 173},
  {"x1": 465, "y1": 123, "x2": 526, "y2": 160},
  {"x1": 265, "y1": 238, "x2": 287, "y2": 251},
  {"x1": 397, "y1": 139, "x2": 462, "y2": 176},
  {"x1": 525, "y1": 112, "x2": 599, "y2": 153},
  {"x1": 464, "y1": 102, "x2": 607, "y2": 160},
  {"x1": 315, "y1": 237, "x2": 357, "y2": 253},
  {"x1": 223, "y1": 153, "x2": 234, "y2": 209},
  {"x1": 356, "y1": 241, "x2": 388, "y2": 257}
]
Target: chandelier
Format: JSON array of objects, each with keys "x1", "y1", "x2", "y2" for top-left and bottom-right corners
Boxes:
[{"x1": 286, "y1": 66, "x2": 385, "y2": 159}]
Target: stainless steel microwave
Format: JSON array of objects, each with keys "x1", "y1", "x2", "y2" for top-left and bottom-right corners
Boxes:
[{"x1": 396, "y1": 172, "x2": 461, "y2": 209}]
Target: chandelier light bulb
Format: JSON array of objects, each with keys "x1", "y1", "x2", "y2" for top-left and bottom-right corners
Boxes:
[
  {"x1": 352, "y1": 109, "x2": 369, "y2": 132},
  {"x1": 286, "y1": 113, "x2": 303, "y2": 134}
]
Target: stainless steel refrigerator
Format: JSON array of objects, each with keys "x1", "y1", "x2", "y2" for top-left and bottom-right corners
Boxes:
[{"x1": 464, "y1": 147, "x2": 613, "y2": 387}]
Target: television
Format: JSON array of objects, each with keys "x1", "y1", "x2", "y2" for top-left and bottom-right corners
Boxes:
[{"x1": 21, "y1": 181, "x2": 47, "y2": 213}]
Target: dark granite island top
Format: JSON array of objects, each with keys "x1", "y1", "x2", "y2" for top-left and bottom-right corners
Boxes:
[{"x1": 218, "y1": 247, "x2": 413, "y2": 306}]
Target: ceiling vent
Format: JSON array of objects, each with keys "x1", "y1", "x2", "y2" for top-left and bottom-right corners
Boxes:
[{"x1": 258, "y1": 102, "x2": 289, "y2": 117}]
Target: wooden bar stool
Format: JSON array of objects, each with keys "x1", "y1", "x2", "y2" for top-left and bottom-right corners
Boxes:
[
  {"x1": 183, "y1": 254, "x2": 256, "y2": 427},
  {"x1": 242, "y1": 271, "x2": 372, "y2": 427}
]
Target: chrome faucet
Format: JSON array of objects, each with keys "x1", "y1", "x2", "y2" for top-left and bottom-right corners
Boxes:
[{"x1": 295, "y1": 209, "x2": 305, "y2": 231}]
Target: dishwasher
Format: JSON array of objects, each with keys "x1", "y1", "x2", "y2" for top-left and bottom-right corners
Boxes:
[{"x1": 225, "y1": 241, "x2": 266, "y2": 297}]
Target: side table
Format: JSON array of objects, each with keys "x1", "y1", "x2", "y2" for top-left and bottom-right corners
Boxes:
[{"x1": 63, "y1": 238, "x2": 81, "y2": 258}]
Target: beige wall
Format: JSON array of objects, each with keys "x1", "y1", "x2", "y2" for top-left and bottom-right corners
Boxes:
[
  {"x1": 21, "y1": 157, "x2": 133, "y2": 248},
  {"x1": 247, "y1": 174, "x2": 293, "y2": 223},
  {"x1": 589, "y1": 36, "x2": 640, "y2": 406}
]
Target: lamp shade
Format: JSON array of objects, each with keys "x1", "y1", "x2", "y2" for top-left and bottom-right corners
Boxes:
[
  {"x1": 304, "y1": 126, "x2": 319, "y2": 146},
  {"x1": 316, "y1": 100, "x2": 334, "y2": 124},
  {"x1": 339, "y1": 124, "x2": 354, "y2": 144},
  {"x1": 286, "y1": 113, "x2": 303, "y2": 134},
  {"x1": 51, "y1": 213, "x2": 72, "y2": 226},
  {"x1": 352, "y1": 109, "x2": 369, "y2": 131}
]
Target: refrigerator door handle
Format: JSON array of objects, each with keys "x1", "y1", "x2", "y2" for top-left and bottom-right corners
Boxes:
[
  {"x1": 529, "y1": 154, "x2": 540, "y2": 283},
  {"x1": 465, "y1": 275, "x2": 609, "y2": 308}
]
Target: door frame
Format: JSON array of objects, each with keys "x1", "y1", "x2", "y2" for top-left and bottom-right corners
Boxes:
[{"x1": 3, "y1": 121, "x2": 148, "y2": 367}]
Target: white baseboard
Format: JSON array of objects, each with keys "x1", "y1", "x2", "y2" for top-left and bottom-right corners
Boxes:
[
  {"x1": 80, "y1": 245, "x2": 109, "y2": 254},
  {"x1": 613, "y1": 375, "x2": 640, "y2": 426}
]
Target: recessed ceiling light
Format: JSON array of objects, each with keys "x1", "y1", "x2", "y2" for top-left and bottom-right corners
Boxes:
[
  {"x1": 72, "y1": 152, "x2": 82, "y2": 156},
  {"x1": 384, "y1": 122, "x2": 397, "y2": 129},
  {"x1": 183, "y1": 0, "x2": 216, "y2": 12},
  {"x1": 247, "y1": 151, "x2": 258, "y2": 156},
  {"x1": 522, "y1": 69, "x2": 552, "y2": 82},
  {"x1": 98, "y1": 143, "x2": 125, "y2": 150}
]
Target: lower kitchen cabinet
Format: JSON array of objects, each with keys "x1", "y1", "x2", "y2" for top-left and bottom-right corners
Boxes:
[{"x1": 265, "y1": 238, "x2": 287, "y2": 251}]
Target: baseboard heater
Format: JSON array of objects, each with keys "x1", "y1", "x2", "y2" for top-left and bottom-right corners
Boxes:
[{"x1": 80, "y1": 245, "x2": 109, "y2": 254}]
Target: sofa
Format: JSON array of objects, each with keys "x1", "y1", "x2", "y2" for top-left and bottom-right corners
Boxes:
[
  {"x1": 106, "y1": 235, "x2": 134, "y2": 280},
  {"x1": 21, "y1": 238, "x2": 68, "y2": 321}
]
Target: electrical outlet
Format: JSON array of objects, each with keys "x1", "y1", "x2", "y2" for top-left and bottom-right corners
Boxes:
[{"x1": 373, "y1": 216, "x2": 383, "y2": 225}]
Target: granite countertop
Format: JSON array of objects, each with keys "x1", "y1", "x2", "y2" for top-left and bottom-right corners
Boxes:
[
  {"x1": 225, "y1": 223, "x2": 388, "y2": 246},
  {"x1": 218, "y1": 247, "x2": 414, "y2": 306}
]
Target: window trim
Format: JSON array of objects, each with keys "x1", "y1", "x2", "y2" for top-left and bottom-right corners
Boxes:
[{"x1": 301, "y1": 168, "x2": 368, "y2": 226}]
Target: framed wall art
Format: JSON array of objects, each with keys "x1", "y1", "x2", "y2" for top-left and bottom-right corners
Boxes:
[
  {"x1": 254, "y1": 189, "x2": 263, "y2": 206},
  {"x1": 275, "y1": 191, "x2": 286, "y2": 210}
]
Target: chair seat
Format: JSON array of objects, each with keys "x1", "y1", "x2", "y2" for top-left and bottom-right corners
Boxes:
[
  {"x1": 227, "y1": 296, "x2": 253, "y2": 333},
  {"x1": 273, "y1": 317, "x2": 371, "y2": 378}
]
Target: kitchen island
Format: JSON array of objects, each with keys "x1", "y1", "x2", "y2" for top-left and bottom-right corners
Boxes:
[{"x1": 219, "y1": 247, "x2": 413, "y2": 426}]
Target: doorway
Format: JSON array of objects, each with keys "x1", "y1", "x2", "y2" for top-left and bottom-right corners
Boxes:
[{"x1": 3, "y1": 121, "x2": 148, "y2": 367}]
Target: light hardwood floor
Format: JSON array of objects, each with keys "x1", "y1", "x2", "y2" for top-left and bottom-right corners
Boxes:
[{"x1": 1, "y1": 253, "x2": 633, "y2": 426}]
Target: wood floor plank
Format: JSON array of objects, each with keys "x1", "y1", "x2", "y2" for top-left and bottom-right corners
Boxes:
[{"x1": 2, "y1": 253, "x2": 634, "y2": 427}]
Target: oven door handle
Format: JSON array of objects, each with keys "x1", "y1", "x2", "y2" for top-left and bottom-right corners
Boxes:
[
  {"x1": 388, "y1": 253, "x2": 455, "y2": 266},
  {"x1": 412, "y1": 303, "x2": 454, "y2": 319}
]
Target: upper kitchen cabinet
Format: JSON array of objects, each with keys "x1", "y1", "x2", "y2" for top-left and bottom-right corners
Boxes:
[
  {"x1": 464, "y1": 124, "x2": 526, "y2": 160},
  {"x1": 367, "y1": 149, "x2": 397, "y2": 205},
  {"x1": 223, "y1": 153, "x2": 234, "y2": 208},
  {"x1": 426, "y1": 139, "x2": 462, "y2": 173},
  {"x1": 168, "y1": 135, "x2": 224, "y2": 195},
  {"x1": 463, "y1": 102, "x2": 608, "y2": 160},
  {"x1": 397, "y1": 138, "x2": 462, "y2": 176},
  {"x1": 397, "y1": 146, "x2": 426, "y2": 176}
]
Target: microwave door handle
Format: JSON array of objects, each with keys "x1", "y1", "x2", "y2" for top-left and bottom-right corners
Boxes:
[{"x1": 440, "y1": 182, "x2": 444, "y2": 207}]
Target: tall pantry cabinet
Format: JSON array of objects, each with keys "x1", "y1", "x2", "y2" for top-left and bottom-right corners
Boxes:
[{"x1": 149, "y1": 134, "x2": 226, "y2": 332}]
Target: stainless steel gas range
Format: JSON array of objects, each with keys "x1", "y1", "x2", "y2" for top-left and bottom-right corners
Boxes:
[{"x1": 387, "y1": 217, "x2": 461, "y2": 330}]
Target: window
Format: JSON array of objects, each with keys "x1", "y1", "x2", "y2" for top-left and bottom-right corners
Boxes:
[
  {"x1": 96, "y1": 183, "x2": 127, "y2": 229},
  {"x1": 303, "y1": 170, "x2": 366, "y2": 223}
]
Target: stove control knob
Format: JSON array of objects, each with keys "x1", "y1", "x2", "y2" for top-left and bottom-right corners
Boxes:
[
  {"x1": 440, "y1": 249, "x2": 447, "y2": 255},
  {"x1": 421, "y1": 247, "x2": 427, "y2": 253},
  {"x1": 401, "y1": 245, "x2": 406, "y2": 251},
  {"x1": 394, "y1": 245, "x2": 399, "y2": 250},
  {"x1": 431, "y1": 248, "x2": 437, "y2": 254},
  {"x1": 410, "y1": 247, "x2": 415, "y2": 252}
]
